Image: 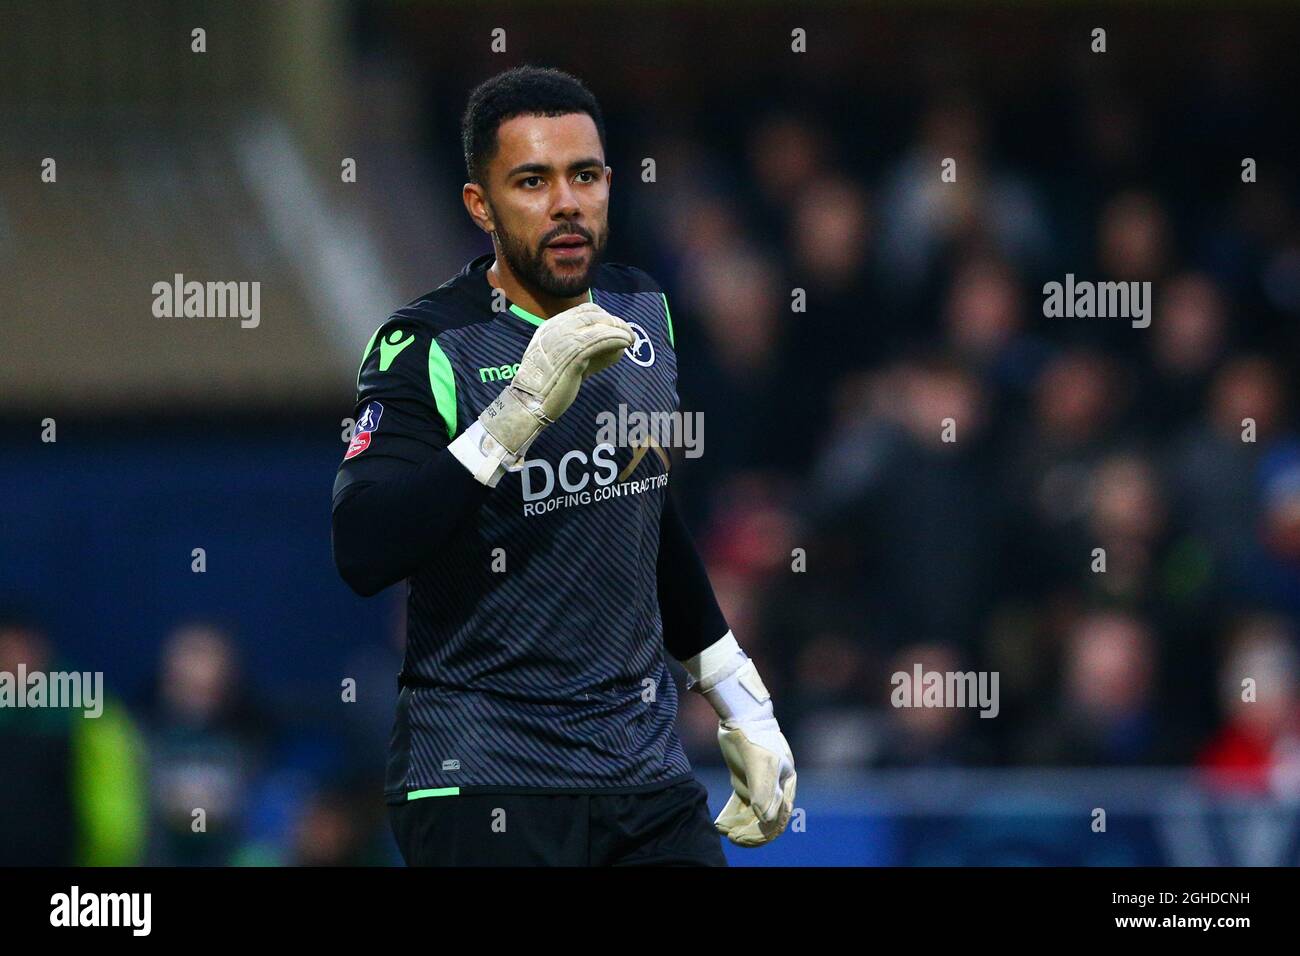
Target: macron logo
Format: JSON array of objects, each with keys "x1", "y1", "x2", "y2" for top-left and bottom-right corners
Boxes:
[{"x1": 479, "y1": 363, "x2": 522, "y2": 382}]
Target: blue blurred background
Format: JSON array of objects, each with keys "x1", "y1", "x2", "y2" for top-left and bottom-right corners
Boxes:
[{"x1": 3, "y1": 0, "x2": 1300, "y2": 865}]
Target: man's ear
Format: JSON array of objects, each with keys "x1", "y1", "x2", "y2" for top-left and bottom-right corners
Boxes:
[{"x1": 463, "y1": 182, "x2": 494, "y2": 234}]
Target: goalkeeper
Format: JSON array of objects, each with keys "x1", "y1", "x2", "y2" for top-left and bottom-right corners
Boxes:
[{"x1": 332, "y1": 65, "x2": 795, "y2": 866}]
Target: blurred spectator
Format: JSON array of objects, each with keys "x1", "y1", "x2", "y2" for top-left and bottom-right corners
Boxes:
[
  {"x1": 877, "y1": 96, "x2": 1052, "y2": 312},
  {"x1": 143, "y1": 622, "x2": 274, "y2": 865},
  {"x1": 0, "y1": 612, "x2": 146, "y2": 865},
  {"x1": 1141, "y1": 273, "x2": 1230, "y2": 435},
  {"x1": 786, "y1": 631, "x2": 877, "y2": 769},
  {"x1": 1251, "y1": 442, "x2": 1300, "y2": 613},
  {"x1": 942, "y1": 255, "x2": 1050, "y2": 406},
  {"x1": 1081, "y1": 452, "x2": 1170, "y2": 606},
  {"x1": 1198, "y1": 615, "x2": 1300, "y2": 795},
  {"x1": 874, "y1": 643, "x2": 994, "y2": 767},
  {"x1": 288, "y1": 788, "x2": 390, "y2": 866},
  {"x1": 807, "y1": 356, "x2": 1002, "y2": 652},
  {"x1": 679, "y1": 246, "x2": 809, "y2": 487},
  {"x1": 1097, "y1": 190, "x2": 1171, "y2": 283},
  {"x1": 1002, "y1": 349, "x2": 1135, "y2": 601},
  {"x1": 1018, "y1": 610, "x2": 1183, "y2": 765},
  {"x1": 1168, "y1": 356, "x2": 1291, "y2": 605},
  {"x1": 747, "y1": 113, "x2": 832, "y2": 227}
]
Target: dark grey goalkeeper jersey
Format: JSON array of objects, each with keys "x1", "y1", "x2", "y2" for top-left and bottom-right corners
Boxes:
[{"x1": 335, "y1": 252, "x2": 693, "y2": 798}]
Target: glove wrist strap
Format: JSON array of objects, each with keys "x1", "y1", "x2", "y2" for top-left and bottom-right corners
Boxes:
[
  {"x1": 702, "y1": 660, "x2": 774, "y2": 724},
  {"x1": 449, "y1": 420, "x2": 514, "y2": 487},
  {"x1": 683, "y1": 630, "x2": 743, "y2": 689},
  {"x1": 685, "y1": 632, "x2": 773, "y2": 724}
]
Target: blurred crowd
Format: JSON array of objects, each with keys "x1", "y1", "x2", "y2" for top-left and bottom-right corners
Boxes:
[
  {"x1": 656, "y1": 95, "x2": 1300, "y2": 792},
  {"x1": 5, "y1": 10, "x2": 1300, "y2": 866},
  {"x1": 0, "y1": 616, "x2": 400, "y2": 865}
]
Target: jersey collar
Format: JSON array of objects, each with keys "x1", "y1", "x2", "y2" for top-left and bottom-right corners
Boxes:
[
  {"x1": 463, "y1": 254, "x2": 595, "y2": 330},
  {"x1": 507, "y1": 290, "x2": 595, "y2": 330}
]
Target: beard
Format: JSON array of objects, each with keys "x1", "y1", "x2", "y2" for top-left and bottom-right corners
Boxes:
[{"x1": 492, "y1": 214, "x2": 606, "y2": 298}]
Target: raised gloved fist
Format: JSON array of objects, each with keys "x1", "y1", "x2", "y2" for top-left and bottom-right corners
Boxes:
[{"x1": 480, "y1": 301, "x2": 634, "y2": 459}]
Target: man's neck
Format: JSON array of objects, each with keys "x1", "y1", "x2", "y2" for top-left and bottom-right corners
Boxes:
[{"x1": 486, "y1": 258, "x2": 588, "y2": 320}]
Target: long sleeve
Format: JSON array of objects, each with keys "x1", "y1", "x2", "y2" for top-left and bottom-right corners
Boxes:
[
  {"x1": 331, "y1": 317, "x2": 490, "y2": 597},
  {"x1": 657, "y1": 491, "x2": 730, "y2": 660},
  {"x1": 332, "y1": 449, "x2": 489, "y2": 597}
]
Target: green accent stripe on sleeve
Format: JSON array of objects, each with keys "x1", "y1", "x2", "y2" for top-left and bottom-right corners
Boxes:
[
  {"x1": 407, "y1": 787, "x2": 461, "y2": 800},
  {"x1": 428, "y1": 338, "x2": 458, "y2": 439},
  {"x1": 357, "y1": 327, "x2": 381, "y2": 387},
  {"x1": 661, "y1": 292, "x2": 675, "y2": 348}
]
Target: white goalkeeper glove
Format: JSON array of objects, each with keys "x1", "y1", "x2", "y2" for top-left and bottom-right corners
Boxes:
[
  {"x1": 451, "y1": 301, "x2": 634, "y2": 485},
  {"x1": 686, "y1": 631, "x2": 797, "y2": 847}
]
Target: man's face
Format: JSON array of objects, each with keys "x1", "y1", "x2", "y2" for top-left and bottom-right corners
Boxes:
[{"x1": 481, "y1": 112, "x2": 610, "y2": 298}]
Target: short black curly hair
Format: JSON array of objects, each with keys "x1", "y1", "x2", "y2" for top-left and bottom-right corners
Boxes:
[{"x1": 461, "y1": 65, "x2": 606, "y2": 185}]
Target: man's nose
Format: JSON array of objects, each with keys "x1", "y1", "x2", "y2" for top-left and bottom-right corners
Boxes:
[{"x1": 550, "y1": 181, "x2": 581, "y2": 217}]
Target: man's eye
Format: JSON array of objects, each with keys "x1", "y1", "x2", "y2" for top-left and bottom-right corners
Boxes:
[
  {"x1": 575, "y1": 170, "x2": 596, "y2": 183},
  {"x1": 521, "y1": 176, "x2": 542, "y2": 188}
]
